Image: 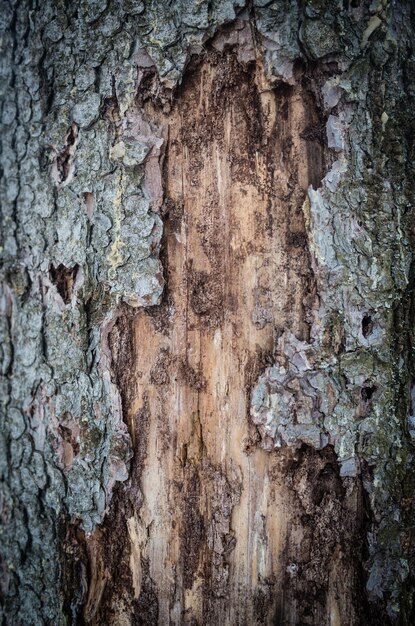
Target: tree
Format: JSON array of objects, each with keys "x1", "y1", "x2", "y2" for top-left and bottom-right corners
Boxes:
[{"x1": 1, "y1": 0, "x2": 414, "y2": 624}]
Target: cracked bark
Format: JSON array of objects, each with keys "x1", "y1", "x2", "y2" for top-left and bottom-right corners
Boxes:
[{"x1": 1, "y1": 1, "x2": 415, "y2": 625}]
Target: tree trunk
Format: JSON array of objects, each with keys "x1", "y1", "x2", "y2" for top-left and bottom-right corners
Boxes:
[{"x1": 1, "y1": 1, "x2": 415, "y2": 624}]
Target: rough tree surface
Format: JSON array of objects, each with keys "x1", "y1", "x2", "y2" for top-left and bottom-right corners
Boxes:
[{"x1": 1, "y1": 0, "x2": 415, "y2": 624}]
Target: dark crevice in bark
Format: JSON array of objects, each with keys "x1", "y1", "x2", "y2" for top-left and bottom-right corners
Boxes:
[
  {"x1": 49, "y1": 263, "x2": 80, "y2": 304},
  {"x1": 51, "y1": 123, "x2": 79, "y2": 186},
  {"x1": 60, "y1": 517, "x2": 88, "y2": 626}
]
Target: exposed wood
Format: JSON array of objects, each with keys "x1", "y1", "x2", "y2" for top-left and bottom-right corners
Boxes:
[{"x1": 86, "y1": 41, "x2": 365, "y2": 625}]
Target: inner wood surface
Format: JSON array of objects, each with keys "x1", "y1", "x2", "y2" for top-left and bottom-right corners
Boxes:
[
  {"x1": 127, "y1": 50, "x2": 319, "y2": 624},
  {"x1": 84, "y1": 48, "x2": 365, "y2": 626}
]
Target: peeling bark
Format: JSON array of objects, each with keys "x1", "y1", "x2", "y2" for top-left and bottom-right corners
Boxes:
[{"x1": 1, "y1": 1, "x2": 415, "y2": 625}]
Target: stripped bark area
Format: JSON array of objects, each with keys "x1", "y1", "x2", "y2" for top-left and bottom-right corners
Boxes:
[{"x1": 83, "y1": 32, "x2": 367, "y2": 625}]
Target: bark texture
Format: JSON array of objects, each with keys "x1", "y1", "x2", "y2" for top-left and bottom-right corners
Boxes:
[{"x1": 1, "y1": 1, "x2": 415, "y2": 625}]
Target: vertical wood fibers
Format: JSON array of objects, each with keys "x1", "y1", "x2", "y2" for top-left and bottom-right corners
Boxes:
[{"x1": 85, "y1": 43, "x2": 366, "y2": 625}]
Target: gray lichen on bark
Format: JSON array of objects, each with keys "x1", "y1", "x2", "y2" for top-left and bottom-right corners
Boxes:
[{"x1": 0, "y1": 0, "x2": 414, "y2": 624}]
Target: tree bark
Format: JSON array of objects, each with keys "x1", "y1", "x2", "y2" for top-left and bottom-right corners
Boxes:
[{"x1": 1, "y1": 1, "x2": 415, "y2": 625}]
